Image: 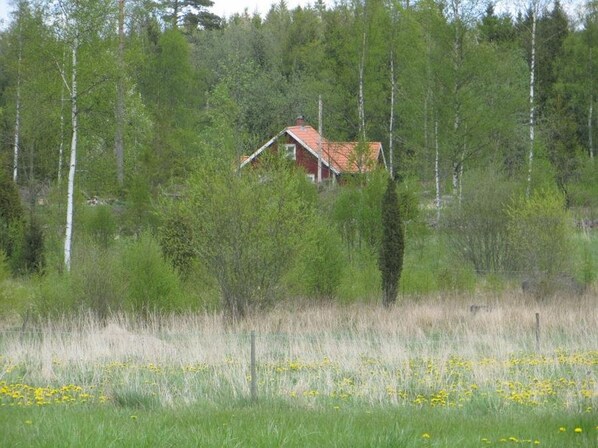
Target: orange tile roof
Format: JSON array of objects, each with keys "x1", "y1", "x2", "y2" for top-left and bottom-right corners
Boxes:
[{"x1": 286, "y1": 125, "x2": 382, "y2": 174}]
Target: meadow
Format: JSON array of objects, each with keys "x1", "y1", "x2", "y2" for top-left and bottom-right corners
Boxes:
[{"x1": 1, "y1": 293, "x2": 597, "y2": 447}]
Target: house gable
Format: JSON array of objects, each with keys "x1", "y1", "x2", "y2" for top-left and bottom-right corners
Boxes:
[{"x1": 240, "y1": 119, "x2": 385, "y2": 181}]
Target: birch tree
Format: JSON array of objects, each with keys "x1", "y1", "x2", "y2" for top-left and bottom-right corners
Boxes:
[
  {"x1": 50, "y1": 0, "x2": 117, "y2": 271},
  {"x1": 114, "y1": 0, "x2": 125, "y2": 187}
]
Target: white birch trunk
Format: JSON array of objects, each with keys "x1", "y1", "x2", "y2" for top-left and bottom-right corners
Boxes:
[
  {"x1": 13, "y1": 22, "x2": 22, "y2": 183},
  {"x1": 389, "y1": 52, "x2": 395, "y2": 180},
  {"x1": 13, "y1": 70, "x2": 21, "y2": 183},
  {"x1": 451, "y1": 0, "x2": 462, "y2": 198},
  {"x1": 434, "y1": 118, "x2": 441, "y2": 222},
  {"x1": 58, "y1": 49, "x2": 66, "y2": 185},
  {"x1": 590, "y1": 99, "x2": 594, "y2": 160},
  {"x1": 317, "y1": 95, "x2": 323, "y2": 183},
  {"x1": 590, "y1": 42, "x2": 596, "y2": 161},
  {"x1": 358, "y1": 31, "x2": 366, "y2": 140},
  {"x1": 115, "y1": 0, "x2": 125, "y2": 186},
  {"x1": 64, "y1": 38, "x2": 78, "y2": 272},
  {"x1": 527, "y1": 7, "x2": 537, "y2": 198}
]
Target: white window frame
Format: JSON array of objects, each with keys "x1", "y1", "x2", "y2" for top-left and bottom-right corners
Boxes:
[{"x1": 284, "y1": 143, "x2": 297, "y2": 160}]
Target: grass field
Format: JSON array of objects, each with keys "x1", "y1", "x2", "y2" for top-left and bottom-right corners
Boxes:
[{"x1": 1, "y1": 293, "x2": 597, "y2": 447}]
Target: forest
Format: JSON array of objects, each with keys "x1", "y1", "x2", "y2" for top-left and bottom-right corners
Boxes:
[{"x1": 0, "y1": 0, "x2": 597, "y2": 320}]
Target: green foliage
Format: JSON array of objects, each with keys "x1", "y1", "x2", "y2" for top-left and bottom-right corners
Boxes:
[
  {"x1": 20, "y1": 216, "x2": 45, "y2": 275},
  {"x1": 379, "y1": 177, "x2": 404, "y2": 306},
  {"x1": 567, "y1": 162, "x2": 598, "y2": 209},
  {"x1": 0, "y1": 251, "x2": 10, "y2": 283},
  {"x1": 0, "y1": 277, "x2": 36, "y2": 320},
  {"x1": 332, "y1": 169, "x2": 387, "y2": 256},
  {"x1": 0, "y1": 168, "x2": 24, "y2": 269},
  {"x1": 120, "y1": 232, "x2": 184, "y2": 314},
  {"x1": 337, "y1": 248, "x2": 380, "y2": 304},
  {"x1": 284, "y1": 216, "x2": 345, "y2": 299},
  {"x1": 70, "y1": 242, "x2": 124, "y2": 318},
  {"x1": 35, "y1": 271, "x2": 75, "y2": 317},
  {"x1": 123, "y1": 174, "x2": 155, "y2": 235},
  {"x1": 436, "y1": 266, "x2": 477, "y2": 294},
  {"x1": 185, "y1": 160, "x2": 314, "y2": 318},
  {"x1": 158, "y1": 204, "x2": 196, "y2": 278},
  {"x1": 82, "y1": 206, "x2": 117, "y2": 249},
  {"x1": 508, "y1": 189, "x2": 575, "y2": 297},
  {"x1": 442, "y1": 168, "x2": 517, "y2": 274}
]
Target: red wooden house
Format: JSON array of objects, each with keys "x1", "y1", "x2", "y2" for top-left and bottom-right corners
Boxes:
[{"x1": 240, "y1": 117, "x2": 386, "y2": 182}]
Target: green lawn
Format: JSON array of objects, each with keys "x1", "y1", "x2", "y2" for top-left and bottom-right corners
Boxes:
[{"x1": 1, "y1": 403, "x2": 596, "y2": 447}]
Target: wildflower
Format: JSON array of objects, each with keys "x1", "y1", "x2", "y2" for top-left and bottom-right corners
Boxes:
[
  {"x1": 422, "y1": 433, "x2": 431, "y2": 439},
  {"x1": 559, "y1": 427, "x2": 566, "y2": 432},
  {"x1": 534, "y1": 441, "x2": 540, "y2": 445},
  {"x1": 574, "y1": 427, "x2": 582, "y2": 433},
  {"x1": 24, "y1": 420, "x2": 32, "y2": 425}
]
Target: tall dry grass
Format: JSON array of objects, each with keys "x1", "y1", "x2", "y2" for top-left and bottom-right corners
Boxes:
[{"x1": 1, "y1": 290, "x2": 596, "y2": 408}]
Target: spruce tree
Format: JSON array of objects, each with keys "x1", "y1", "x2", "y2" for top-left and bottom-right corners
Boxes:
[{"x1": 379, "y1": 177, "x2": 404, "y2": 307}]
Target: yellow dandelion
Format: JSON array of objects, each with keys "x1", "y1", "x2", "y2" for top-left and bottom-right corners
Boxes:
[
  {"x1": 421, "y1": 433, "x2": 431, "y2": 439},
  {"x1": 574, "y1": 427, "x2": 582, "y2": 433},
  {"x1": 534, "y1": 441, "x2": 540, "y2": 445},
  {"x1": 559, "y1": 427, "x2": 566, "y2": 432}
]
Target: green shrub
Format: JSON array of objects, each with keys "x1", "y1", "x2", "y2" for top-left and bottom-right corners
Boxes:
[
  {"x1": 508, "y1": 189, "x2": 575, "y2": 297},
  {"x1": 337, "y1": 249, "x2": 381, "y2": 304},
  {"x1": 20, "y1": 217, "x2": 45, "y2": 275},
  {"x1": 285, "y1": 216, "x2": 346, "y2": 299},
  {"x1": 35, "y1": 271, "x2": 75, "y2": 317},
  {"x1": 158, "y1": 204, "x2": 196, "y2": 278},
  {"x1": 83, "y1": 205, "x2": 117, "y2": 249},
  {"x1": 0, "y1": 275, "x2": 36, "y2": 321},
  {"x1": 184, "y1": 159, "x2": 314, "y2": 318},
  {"x1": 442, "y1": 168, "x2": 517, "y2": 274},
  {"x1": 70, "y1": 242, "x2": 125, "y2": 318},
  {"x1": 436, "y1": 266, "x2": 476, "y2": 293},
  {"x1": 120, "y1": 232, "x2": 184, "y2": 313},
  {"x1": 379, "y1": 177, "x2": 404, "y2": 306}
]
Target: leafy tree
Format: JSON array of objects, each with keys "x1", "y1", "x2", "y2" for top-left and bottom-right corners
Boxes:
[
  {"x1": 161, "y1": 0, "x2": 221, "y2": 31},
  {"x1": 0, "y1": 164, "x2": 24, "y2": 267},
  {"x1": 183, "y1": 158, "x2": 313, "y2": 319},
  {"x1": 379, "y1": 177, "x2": 404, "y2": 307},
  {"x1": 442, "y1": 167, "x2": 517, "y2": 274},
  {"x1": 508, "y1": 188, "x2": 574, "y2": 297},
  {"x1": 20, "y1": 215, "x2": 44, "y2": 275}
]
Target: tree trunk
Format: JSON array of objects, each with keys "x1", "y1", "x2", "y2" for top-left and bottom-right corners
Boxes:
[
  {"x1": 590, "y1": 99, "x2": 594, "y2": 160},
  {"x1": 435, "y1": 117, "x2": 441, "y2": 222},
  {"x1": 13, "y1": 21, "x2": 22, "y2": 183},
  {"x1": 590, "y1": 44, "x2": 595, "y2": 160},
  {"x1": 318, "y1": 95, "x2": 323, "y2": 183},
  {"x1": 527, "y1": 7, "x2": 537, "y2": 197},
  {"x1": 64, "y1": 38, "x2": 78, "y2": 272},
  {"x1": 58, "y1": 49, "x2": 66, "y2": 186},
  {"x1": 389, "y1": 51, "x2": 395, "y2": 180},
  {"x1": 358, "y1": 30, "x2": 367, "y2": 141},
  {"x1": 451, "y1": 0, "x2": 463, "y2": 199},
  {"x1": 114, "y1": 0, "x2": 125, "y2": 187}
]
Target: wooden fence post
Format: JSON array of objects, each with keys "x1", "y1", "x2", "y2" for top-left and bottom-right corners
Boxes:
[
  {"x1": 536, "y1": 313, "x2": 540, "y2": 352},
  {"x1": 250, "y1": 331, "x2": 257, "y2": 402}
]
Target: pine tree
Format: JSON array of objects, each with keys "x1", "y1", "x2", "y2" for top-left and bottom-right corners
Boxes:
[{"x1": 379, "y1": 177, "x2": 404, "y2": 307}]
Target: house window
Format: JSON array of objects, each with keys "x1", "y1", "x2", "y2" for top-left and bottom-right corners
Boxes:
[
  {"x1": 306, "y1": 174, "x2": 315, "y2": 183},
  {"x1": 284, "y1": 144, "x2": 296, "y2": 160}
]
